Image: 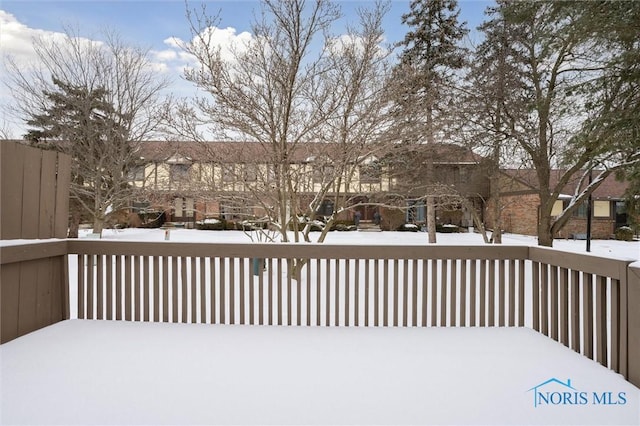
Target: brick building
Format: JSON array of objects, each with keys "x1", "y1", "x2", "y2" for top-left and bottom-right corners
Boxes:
[{"x1": 490, "y1": 170, "x2": 630, "y2": 239}]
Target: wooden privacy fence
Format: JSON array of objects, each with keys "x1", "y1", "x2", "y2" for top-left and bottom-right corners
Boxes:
[
  {"x1": 1, "y1": 141, "x2": 71, "y2": 239},
  {"x1": 67, "y1": 240, "x2": 639, "y2": 386},
  {"x1": 0, "y1": 141, "x2": 71, "y2": 344},
  {"x1": 0, "y1": 242, "x2": 70, "y2": 343}
]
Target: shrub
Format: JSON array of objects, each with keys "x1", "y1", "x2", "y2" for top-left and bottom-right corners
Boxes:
[
  {"x1": 436, "y1": 224, "x2": 461, "y2": 233},
  {"x1": 330, "y1": 220, "x2": 356, "y2": 231},
  {"x1": 195, "y1": 217, "x2": 226, "y2": 230},
  {"x1": 380, "y1": 208, "x2": 405, "y2": 231},
  {"x1": 397, "y1": 223, "x2": 420, "y2": 232},
  {"x1": 615, "y1": 226, "x2": 634, "y2": 241},
  {"x1": 235, "y1": 219, "x2": 269, "y2": 231},
  {"x1": 138, "y1": 211, "x2": 166, "y2": 229}
]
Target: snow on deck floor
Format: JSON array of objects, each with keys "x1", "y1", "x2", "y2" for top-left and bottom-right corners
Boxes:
[{"x1": 1, "y1": 320, "x2": 638, "y2": 425}]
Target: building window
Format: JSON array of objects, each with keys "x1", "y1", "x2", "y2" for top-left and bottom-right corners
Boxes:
[
  {"x1": 222, "y1": 165, "x2": 235, "y2": 182},
  {"x1": 593, "y1": 201, "x2": 611, "y2": 218},
  {"x1": 572, "y1": 201, "x2": 588, "y2": 218},
  {"x1": 220, "y1": 198, "x2": 248, "y2": 220},
  {"x1": 615, "y1": 201, "x2": 628, "y2": 227},
  {"x1": 170, "y1": 164, "x2": 191, "y2": 181},
  {"x1": 359, "y1": 163, "x2": 381, "y2": 184},
  {"x1": 244, "y1": 164, "x2": 258, "y2": 182},
  {"x1": 459, "y1": 166, "x2": 469, "y2": 182},
  {"x1": 551, "y1": 200, "x2": 564, "y2": 216},
  {"x1": 406, "y1": 199, "x2": 425, "y2": 223},
  {"x1": 127, "y1": 165, "x2": 145, "y2": 181},
  {"x1": 267, "y1": 165, "x2": 276, "y2": 183},
  {"x1": 313, "y1": 165, "x2": 334, "y2": 184}
]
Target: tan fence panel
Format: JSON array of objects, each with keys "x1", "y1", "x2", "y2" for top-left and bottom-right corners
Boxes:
[
  {"x1": 0, "y1": 242, "x2": 69, "y2": 343},
  {"x1": 1, "y1": 141, "x2": 70, "y2": 240},
  {"x1": 21, "y1": 146, "x2": 42, "y2": 238},
  {"x1": 1, "y1": 142, "x2": 70, "y2": 343},
  {"x1": 1, "y1": 142, "x2": 24, "y2": 239}
]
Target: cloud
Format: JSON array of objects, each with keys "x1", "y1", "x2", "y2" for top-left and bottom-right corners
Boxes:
[
  {"x1": 149, "y1": 26, "x2": 254, "y2": 78},
  {"x1": 0, "y1": 10, "x2": 58, "y2": 137},
  {"x1": 0, "y1": 10, "x2": 254, "y2": 136},
  {"x1": 152, "y1": 49, "x2": 178, "y2": 62},
  {"x1": 327, "y1": 33, "x2": 389, "y2": 59},
  {"x1": 0, "y1": 10, "x2": 106, "y2": 69},
  {"x1": 163, "y1": 36, "x2": 183, "y2": 50},
  {"x1": 0, "y1": 10, "x2": 50, "y2": 64},
  {"x1": 191, "y1": 26, "x2": 254, "y2": 62}
]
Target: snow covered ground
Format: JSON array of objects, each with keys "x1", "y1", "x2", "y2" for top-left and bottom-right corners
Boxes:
[
  {"x1": 86, "y1": 227, "x2": 640, "y2": 261},
  {"x1": 2, "y1": 229, "x2": 639, "y2": 425}
]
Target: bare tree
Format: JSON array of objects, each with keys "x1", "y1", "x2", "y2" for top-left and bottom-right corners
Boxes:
[
  {"x1": 302, "y1": 2, "x2": 394, "y2": 242},
  {"x1": 172, "y1": 0, "x2": 393, "y2": 245},
  {"x1": 3, "y1": 27, "x2": 170, "y2": 236}
]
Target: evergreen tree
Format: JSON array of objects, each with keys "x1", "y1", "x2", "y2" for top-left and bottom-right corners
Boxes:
[
  {"x1": 394, "y1": 0, "x2": 468, "y2": 243},
  {"x1": 26, "y1": 78, "x2": 132, "y2": 235},
  {"x1": 4, "y1": 28, "x2": 169, "y2": 236},
  {"x1": 465, "y1": 0, "x2": 529, "y2": 243},
  {"x1": 580, "y1": 0, "x2": 640, "y2": 226}
]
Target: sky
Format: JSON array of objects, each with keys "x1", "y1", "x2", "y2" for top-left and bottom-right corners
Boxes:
[{"x1": 0, "y1": 0, "x2": 493, "y2": 138}]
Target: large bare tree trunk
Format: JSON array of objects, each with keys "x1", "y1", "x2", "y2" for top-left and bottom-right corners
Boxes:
[
  {"x1": 68, "y1": 200, "x2": 81, "y2": 238},
  {"x1": 489, "y1": 145, "x2": 502, "y2": 244},
  {"x1": 426, "y1": 107, "x2": 437, "y2": 244},
  {"x1": 426, "y1": 195, "x2": 437, "y2": 243},
  {"x1": 490, "y1": 189, "x2": 502, "y2": 243},
  {"x1": 538, "y1": 216, "x2": 554, "y2": 247}
]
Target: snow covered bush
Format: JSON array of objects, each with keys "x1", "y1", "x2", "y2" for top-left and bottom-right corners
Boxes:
[
  {"x1": 437, "y1": 224, "x2": 462, "y2": 233},
  {"x1": 615, "y1": 226, "x2": 634, "y2": 241},
  {"x1": 195, "y1": 218, "x2": 226, "y2": 230},
  {"x1": 397, "y1": 223, "x2": 420, "y2": 232}
]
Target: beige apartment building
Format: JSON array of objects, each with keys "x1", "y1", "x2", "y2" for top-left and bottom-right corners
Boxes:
[{"x1": 129, "y1": 140, "x2": 489, "y2": 228}]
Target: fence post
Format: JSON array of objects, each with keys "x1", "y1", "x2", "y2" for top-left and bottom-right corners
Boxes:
[{"x1": 628, "y1": 261, "x2": 640, "y2": 388}]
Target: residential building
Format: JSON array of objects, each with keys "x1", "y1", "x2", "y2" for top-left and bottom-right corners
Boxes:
[
  {"x1": 129, "y1": 141, "x2": 489, "y2": 228},
  {"x1": 491, "y1": 169, "x2": 630, "y2": 239}
]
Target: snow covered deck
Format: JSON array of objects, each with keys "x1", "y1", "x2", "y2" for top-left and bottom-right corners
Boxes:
[
  {"x1": 2, "y1": 231, "x2": 640, "y2": 424},
  {"x1": 2, "y1": 319, "x2": 639, "y2": 425}
]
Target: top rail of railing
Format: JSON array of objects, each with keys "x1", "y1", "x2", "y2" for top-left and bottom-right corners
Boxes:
[{"x1": 66, "y1": 240, "x2": 530, "y2": 260}]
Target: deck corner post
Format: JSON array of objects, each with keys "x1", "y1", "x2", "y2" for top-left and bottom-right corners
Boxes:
[{"x1": 627, "y1": 261, "x2": 640, "y2": 388}]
